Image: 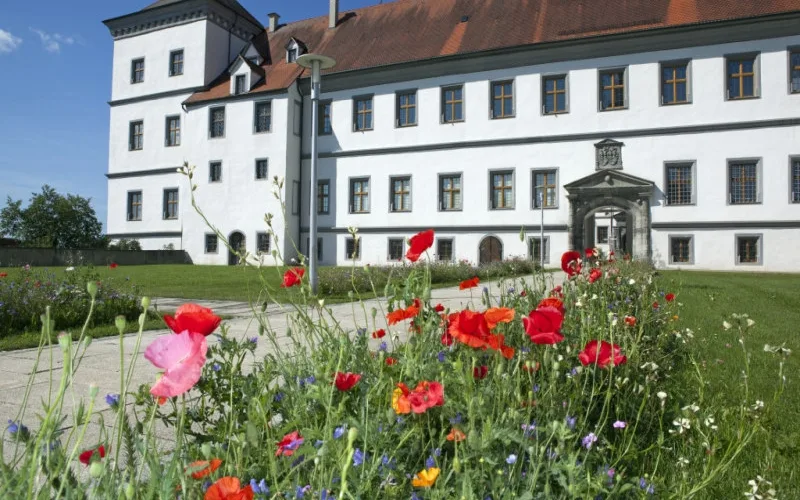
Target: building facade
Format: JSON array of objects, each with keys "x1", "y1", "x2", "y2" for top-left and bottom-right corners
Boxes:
[{"x1": 104, "y1": 0, "x2": 800, "y2": 271}]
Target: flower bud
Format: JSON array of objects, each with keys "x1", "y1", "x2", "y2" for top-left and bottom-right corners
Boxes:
[
  {"x1": 453, "y1": 457, "x2": 461, "y2": 472},
  {"x1": 89, "y1": 461, "x2": 103, "y2": 478},
  {"x1": 82, "y1": 336, "x2": 93, "y2": 349},
  {"x1": 88, "y1": 383, "x2": 99, "y2": 398},
  {"x1": 124, "y1": 483, "x2": 135, "y2": 500},
  {"x1": 141, "y1": 296, "x2": 151, "y2": 310},
  {"x1": 57, "y1": 332, "x2": 71, "y2": 352},
  {"x1": 201, "y1": 443, "x2": 212, "y2": 459},
  {"x1": 347, "y1": 427, "x2": 359, "y2": 447},
  {"x1": 87, "y1": 281, "x2": 98, "y2": 298},
  {"x1": 115, "y1": 316, "x2": 127, "y2": 334}
]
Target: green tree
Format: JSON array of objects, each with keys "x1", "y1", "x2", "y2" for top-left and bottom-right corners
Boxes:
[{"x1": 0, "y1": 185, "x2": 104, "y2": 248}]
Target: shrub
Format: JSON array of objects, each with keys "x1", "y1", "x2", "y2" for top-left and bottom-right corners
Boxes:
[{"x1": 0, "y1": 265, "x2": 142, "y2": 338}]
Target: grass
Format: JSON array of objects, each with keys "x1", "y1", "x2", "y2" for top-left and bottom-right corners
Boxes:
[{"x1": 657, "y1": 270, "x2": 800, "y2": 496}]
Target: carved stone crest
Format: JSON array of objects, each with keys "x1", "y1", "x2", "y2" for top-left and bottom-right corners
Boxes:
[{"x1": 594, "y1": 139, "x2": 624, "y2": 170}]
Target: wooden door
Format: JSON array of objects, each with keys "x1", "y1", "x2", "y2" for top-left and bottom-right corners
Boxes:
[{"x1": 479, "y1": 236, "x2": 502, "y2": 264}]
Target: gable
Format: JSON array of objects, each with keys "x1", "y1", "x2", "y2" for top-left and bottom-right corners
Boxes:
[{"x1": 564, "y1": 170, "x2": 655, "y2": 192}]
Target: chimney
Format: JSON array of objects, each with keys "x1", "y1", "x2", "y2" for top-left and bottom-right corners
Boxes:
[
  {"x1": 328, "y1": 0, "x2": 339, "y2": 28},
  {"x1": 268, "y1": 12, "x2": 280, "y2": 32}
]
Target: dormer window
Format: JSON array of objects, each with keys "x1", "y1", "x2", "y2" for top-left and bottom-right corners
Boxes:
[
  {"x1": 285, "y1": 38, "x2": 306, "y2": 63},
  {"x1": 235, "y1": 74, "x2": 247, "y2": 95},
  {"x1": 287, "y1": 48, "x2": 298, "y2": 63}
]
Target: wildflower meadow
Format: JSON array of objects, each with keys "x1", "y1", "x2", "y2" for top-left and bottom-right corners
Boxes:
[{"x1": 0, "y1": 172, "x2": 791, "y2": 499}]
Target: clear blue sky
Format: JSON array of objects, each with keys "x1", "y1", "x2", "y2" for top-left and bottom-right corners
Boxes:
[{"x1": 0, "y1": 0, "x2": 376, "y2": 229}]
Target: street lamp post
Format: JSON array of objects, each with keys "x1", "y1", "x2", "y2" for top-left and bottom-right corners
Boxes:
[{"x1": 297, "y1": 53, "x2": 336, "y2": 295}]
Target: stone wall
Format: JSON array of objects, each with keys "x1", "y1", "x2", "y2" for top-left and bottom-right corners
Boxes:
[{"x1": 0, "y1": 248, "x2": 192, "y2": 267}]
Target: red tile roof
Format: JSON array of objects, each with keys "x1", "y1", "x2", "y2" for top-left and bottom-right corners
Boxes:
[{"x1": 185, "y1": 0, "x2": 800, "y2": 105}]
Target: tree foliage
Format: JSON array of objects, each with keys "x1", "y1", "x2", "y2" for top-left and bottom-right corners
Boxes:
[{"x1": 0, "y1": 185, "x2": 104, "y2": 249}]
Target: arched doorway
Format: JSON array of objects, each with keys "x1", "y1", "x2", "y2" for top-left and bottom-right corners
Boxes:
[
  {"x1": 228, "y1": 231, "x2": 245, "y2": 265},
  {"x1": 479, "y1": 236, "x2": 503, "y2": 264},
  {"x1": 564, "y1": 170, "x2": 654, "y2": 261},
  {"x1": 583, "y1": 205, "x2": 633, "y2": 257}
]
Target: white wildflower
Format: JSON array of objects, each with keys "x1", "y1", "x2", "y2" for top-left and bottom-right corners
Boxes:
[
  {"x1": 575, "y1": 300, "x2": 583, "y2": 308},
  {"x1": 746, "y1": 318, "x2": 756, "y2": 327},
  {"x1": 628, "y1": 279, "x2": 636, "y2": 285},
  {"x1": 65, "y1": 266, "x2": 75, "y2": 272},
  {"x1": 591, "y1": 294, "x2": 598, "y2": 300},
  {"x1": 640, "y1": 362, "x2": 659, "y2": 371},
  {"x1": 670, "y1": 418, "x2": 691, "y2": 434},
  {"x1": 751, "y1": 400, "x2": 765, "y2": 411},
  {"x1": 656, "y1": 391, "x2": 667, "y2": 400},
  {"x1": 723, "y1": 321, "x2": 732, "y2": 330},
  {"x1": 704, "y1": 416, "x2": 718, "y2": 431},
  {"x1": 682, "y1": 403, "x2": 700, "y2": 413},
  {"x1": 677, "y1": 457, "x2": 689, "y2": 467}
]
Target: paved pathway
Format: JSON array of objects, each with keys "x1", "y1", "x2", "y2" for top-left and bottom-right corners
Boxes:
[{"x1": 1, "y1": 273, "x2": 561, "y2": 463}]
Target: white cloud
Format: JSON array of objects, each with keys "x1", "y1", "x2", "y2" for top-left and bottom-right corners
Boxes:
[
  {"x1": 30, "y1": 28, "x2": 76, "y2": 53},
  {"x1": 0, "y1": 29, "x2": 22, "y2": 54}
]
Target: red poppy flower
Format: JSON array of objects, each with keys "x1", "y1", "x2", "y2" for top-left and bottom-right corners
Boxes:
[
  {"x1": 561, "y1": 251, "x2": 582, "y2": 277},
  {"x1": 665, "y1": 293, "x2": 675, "y2": 302},
  {"x1": 406, "y1": 229, "x2": 434, "y2": 262},
  {"x1": 434, "y1": 303, "x2": 445, "y2": 313},
  {"x1": 440, "y1": 331, "x2": 454, "y2": 346},
  {"x1": 522, "y1": 361, "x2": 541, "y2": 373},
  {"x1": 484, "y1": 307, "x2": 515, "y2": 330},
  {"x1": 79, "y1": 445, "x2": 107, "y2": 465},
  {"x1": 385, "y1": 357, "x2": 397, "y2": 366},
  {"x1": 588, "y1": 268, "x2": 602, "y2": 283},
  {"x1": 204, "y1": 477, "x2": 254, "y2": 500},
  {"x1": 109, "y1": 262, "x2": 118, "y2": 269},
  {"x1": 473, "y1": 366, "x2": 488, "y2": 380},
  {"x1": 446, "y1": 427, "x2": 466, "y2": 442},
  {"x1": 407, "y1": 381, "x2": 445, "y2": 414},
  {"x1": 371, "y1": 329, "x2": 386, "y2": 339},
  {"x1": 578, "y1": 340, "x2": 627, "y2": 368},
  {"x1": 520, "y1": 290, "x2": 527, "y2": 297},
  {"x1": 281, "y1": 267, "x2": 305, "y2": 288},
  {"x1": 585, "y1": 248, "x2": 598, "y2": 258},
  {"x1": 459, "y1": 276, "x2": 480, "y2": 290},
  {"x1": 447, "y1": 310, "x2": 491, "y2": 348},
  {"x1": 164, "y1": 303, "x2": 222, "y2": 336},
  {"x1": 624, "y1": 315, "x2": 636, "y2": 327},
  {"x1": 522, "y1": 306, "x2": 564, "y2": 345},
  {"x1": 387, "y1": 305, "x2": 420, "y2": 325},
  {"x1": 652, "y1": 301, "x2": 660, "y2": 309},
  {"x1": 537, "y1": 297, "x2": 564, "y2": 314},
  {"x1": 549, "y1": 285, "x2": 563, "y2": 298},
  {"x1": 334, "y1": 372, "x2": 361, "y2": 391},
  {"x1": 275, "y1": 431, "x2": 304, "y2": 457},
  {"x1": 189, "y1": 458, "x2": 223, "y2": 480},
  {"x1": 0, "y1": 273, "x2": 7, "y2": 278}
]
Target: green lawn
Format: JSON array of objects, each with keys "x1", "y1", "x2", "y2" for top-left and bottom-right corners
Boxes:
[{"x1": 657, "y1": 270, "x2": 800, "y2": 497}]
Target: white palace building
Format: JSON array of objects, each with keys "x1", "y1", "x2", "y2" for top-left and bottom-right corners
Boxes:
[{"x1": 104, "y1": 0, "x2": 800, "y2": 271}]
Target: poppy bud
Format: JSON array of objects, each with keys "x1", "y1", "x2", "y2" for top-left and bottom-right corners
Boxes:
[
  {"x1": 88, "y1": 383, "x2": 99, "y2": 398},
  {"x1": 115, "y1": 316, "x2": 127, "y2": 334},
  {"x1": 87, "y1": 281, "x2": 98, "y2": 298},
  {"x1": 124, "y1": 483, "x2": 135, "y2": 500},
  {"x1": 201, "y1": 443, "x2": 212, "y2": 459},
  {"x1": 89, "y1": 461, "x2": 103, "y2": 478},
  {"x1": 141, "y1": 296, "x2": 151, "y2": 309},
  {"x1": 453, "y1": 457, "x2": 461, "y2": 472},
  {"x1": 57, "y1": 332, "x2": 71, "y2": 352},
  {"x1": 371, "y1": 307, "x2": 377, "y2": 319},
  {"x1": 82, "y1": 336, "x2": 92, "y2": 348},
  {"x1": 347, "y1": 428, "x2": 359, "y2": 447}
]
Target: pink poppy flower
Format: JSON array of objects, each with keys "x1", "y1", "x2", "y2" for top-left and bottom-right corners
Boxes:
[{"x1": 144, "y1": 330, "x2": 208, "y2": 398}]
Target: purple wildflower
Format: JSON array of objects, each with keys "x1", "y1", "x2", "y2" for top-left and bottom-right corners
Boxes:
[{"x1": 582, "y1": 432, "x2": 598, "y2": 450}]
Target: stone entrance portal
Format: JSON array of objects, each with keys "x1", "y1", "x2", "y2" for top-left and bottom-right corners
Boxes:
[{"x1": 564, "y1": 170, "x2": 654, "y2": 261}]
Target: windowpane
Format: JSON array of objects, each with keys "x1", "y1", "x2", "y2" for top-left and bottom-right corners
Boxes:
[
  {"x1": 210, "y1": 107, "x2": 225, "y2": 138},
  {"x1": 388, "y1": 239, "x2": 404, "y2": 260},
  {"x1": 351, "y1": 179, "x2": 369, "y2": 213},
  {"x1": 491, "y1": 81, "x2": 513, "y2": 119},
  {"x1": 737, "y1": 237, "x2": 759, "y2": 263},
  {"x1": 597, "y1": 227, "x2": 609, "y2": 244},
  {"x1": 491, "y1": 172, "x2": 513, "y2": 209},
  {"x1": 729, "y1": 162, "x2": 758, "y2": 204},
  {"x1": 354, "y1": 97, "x2": 373, "y2": 131},
  {"x1": 257, "y1": 233, "x2": 270, "y2": 254},
  {"x1": 670, "y1": 237, "x2": 691, "y2": 263},
  {"x1": 210, "y1": 162, "x2": 222, "y2": 182},
  {"x1": 318, "y1": 180, "x2": 330, "y2": 214},
  {"x1": 127, "y1": 191, "x2": 142, "y2": 221},
  {"x1": 131, "y1": 58, "x2": 144, "y2": 83},
  {"x1": 440, "y1": 175, "x2": 462, "y2": 210},
  {"x1": 443, "y1": 86, "x2": 464, "y2": 123},
  {"x1": 727, "y1": 56, "x2": 756, "y2": 99},
  {"x1": 437, "y1": 239, "x2": 454, "y2": 261},
  {"x1": 544, "y1": 75, "x2": 568, "y2": 114},
  {"x1": 255, "y1": 102, "x2": 272, "y2": 132},
  {"x1": 600, "y1": 70, "x2": 626, "y2": 110},
  {"x1": 163, "y1": 189, "x2": 178, "y2": 219},
  {"x1": 205, "y1": 234, "x2": 218, "y2": 253},
  {"x1": 170, "y1": 50, "x2": 183, "y2": 76},
  {"x1": 791, "y1": 160, "x2": 800, "y2": 203},
  {"x1": 319, "y1": 102, "x2": 332, "y2": 134},
  {"x1": 666, "y1": 164, "x2": 693, "y2": 205},
  {"x1": 129, "y1": 121, "x2": 143, "y2": 151},
  {"x1": 533, "y1": 170, "x2": 557, "y2": 208},
  {"x1": 166, "y1": 116, "x2": 180, "y2": 146},
  {"x1": 346, "y1": 238, "x2": 360, "y2": 260},
  {"x1": 791, "y1": 51, "x2": 800, "y2": 93},
  {"x1": 255, "y1": 159, "x2": 268, "y2": 179},
  {"x1": 529, "y1": 237, "x2": 548, "y2": 263},
  {"x1": 235, "y1": 75, "x2": 246, "y2": 95}
]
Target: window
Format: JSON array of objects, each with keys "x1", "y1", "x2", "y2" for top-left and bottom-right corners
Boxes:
[
  {"x1": 317, "y1": 180, "x2": 330, "y2": 214},
  {"x1": 661, "y1": 61, "x2": 689, "y2": 105},
  {"x1": 209, "y1": 161, "x2": 222, "y2": 182},
  {"x1": 790, "y1": 48, "x2": 800, "y2": 93},
  {"x1": 791, "y1": 159, "x2": 800, "y2": 203},
  {"x1": 665, "y1": 163, "x2": 694, "y2": 205},
  {"x1": 726, "y1": 55, "x2": 757, "y2": 99},
  {"x1": 169, "y1": 50, "x2": 183, "y2": 76},
  {"x1": 350, "y1": 178, "x2": 370, "y2": 213},
  {"x1": 390, "y1": 176, "x2": 411, "y2": 212},
  {"x1": 165, "y1": 116, "x2": 180, "y2": 147},
  {"x1": 209, "y1": 107, "x2": 225, "y2": 138},
  {"x1": 305, "y1": 237, "x2": 323, "y2": 261},
  {"x1": 255, "y1": 159, "x2": 268, "y2": 180},
  {"x1": 439, "y1": 174, "x2": 462, "y2": 211},
  {"x1": 353, "y1": 96, "x2": 373, "y2": 131},
  {"x1": 437, "y1": 239, "x2": 454, "y2": 262},
  {"x1": 254, "y1": 101, "x2": 272, "y2": 132},
  {"x1": 235, "y1": 74, "x2": 247, "y2": 95},
  {"x1": 256, "y1": 232, "x2": 271, "y2": 254},
  {"x1": 599, "y1": 68, "x2": 626, "y2": 110},
  {"x1": 532, "y1": 169, "x2": 557, "y2": 208},
  {"x1": 529, "y1": 237, "x2": 550, "y2": 264},
  {"x1": 131, "y1": 58, "x2": 144, "y2": 83},
  {"x1": 163, "y1": 188, "x2": 178, "y2": 220},
  {"x1": 442, "y1": 85, "x2": 464, "y2": 123},
  {"x1": 396, "y1": 91, "x2": 417, "y2": 127},
  {"x1": 127, "y1": 191, "x2": 142, "y2": 221},
  {"x1": 491, "y1": 80, "x2": 514, "y2": 119},
  {"x1": 670, "y1": 236, "x2": 692, "y2": 264},
  {"x1": 388, "y1": 238, "x2": 404, "y2": 261},
  {"x1": 490, "y1": 171, "x2": 514, "y2": 209},
  {"x1": 728, "y1": 160, "x2": 759, "y2": 204},
  {"x1": 345, "y1": 237, "x2": 360, "y2": 260},
  {"x1": 205, "y1": 234, "x2": 218, "y2": 254},
  {"x1": 129, "y1": 121, "x2": 143, "y2": 151},
  {"x1": 542, "y1": 75, "x2": 567, "y2": 114},
  {"x1": 287, "y1": 47, "x2": 298, "y2": 63},
  {"x1": 736, "y1": 235, "x2": 761, "y2": 264},
  {"x1": 596, "y1": 226, "x2": 609, "y2": 244},
  {"x1": 319, "y1": 100, "x2": 332, "y2": 135}
]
